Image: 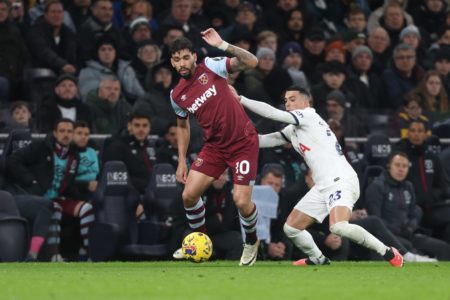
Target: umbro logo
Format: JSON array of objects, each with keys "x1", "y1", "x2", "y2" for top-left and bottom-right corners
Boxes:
[{"x1": 181, "y1": 94, "x2": 187, "y2": 101}]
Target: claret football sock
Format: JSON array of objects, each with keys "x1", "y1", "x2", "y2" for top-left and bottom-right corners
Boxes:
[
  {"x1": 185, "y1": 199, "x2": 206, "y2": 233},
  {"x1": 239, "y1": 204, "x2": 258, "y2": 244}
]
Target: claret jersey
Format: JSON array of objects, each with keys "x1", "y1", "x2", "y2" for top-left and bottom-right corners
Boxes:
[
  {"x1": 170, "y1": 57, "x2": 256, "y2": 149},
  {"x1": 280, "y1": 108, "x2": 357, "y2": 189}
]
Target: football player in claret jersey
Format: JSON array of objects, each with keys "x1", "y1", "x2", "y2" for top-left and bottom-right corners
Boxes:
[
  {"x1": 239, "y1": 86, "x2": 404, "y2": 267},
  {"x1": 169, "y1": 28, "x2": 260, "y2": 266}
]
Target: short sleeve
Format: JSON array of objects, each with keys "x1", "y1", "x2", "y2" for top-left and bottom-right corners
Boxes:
[
  {"x1": 170, "y1": 90, "x2": 188, "y2": 119},
  {"x1": 204, "y1": 57, "x2": 231, "y2": 78}
]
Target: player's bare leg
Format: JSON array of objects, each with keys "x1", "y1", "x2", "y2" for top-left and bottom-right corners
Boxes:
[
  {"x1": 284, "y1": 209, "x2": 330, "y2": 266},
  {"x1": 329, "y1": 206, "x2": 403, "y2": 267},
  {"x1": 233, "y1": 184, "x2": 259, "y2": 266}
]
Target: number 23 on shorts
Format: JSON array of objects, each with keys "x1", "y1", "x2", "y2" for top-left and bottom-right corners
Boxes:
[{"x1": 328, "y1": 190, "x2": 342, "y2": 206}]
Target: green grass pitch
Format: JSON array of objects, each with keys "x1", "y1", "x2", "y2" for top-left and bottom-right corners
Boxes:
[{"x1": 0, "y1": 261, "x2": 449, "y2": 300}]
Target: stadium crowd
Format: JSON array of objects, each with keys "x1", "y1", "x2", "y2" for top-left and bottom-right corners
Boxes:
[{"x1": 0, "y1": 0, "x2": 449, "y2": 262}]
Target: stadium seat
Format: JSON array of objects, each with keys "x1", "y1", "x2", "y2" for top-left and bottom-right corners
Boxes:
[
  {"x1": 140, "y1": 163, "x2": 178, "y2": 245},
  {"x1": 23, "y1": 68, "x2": 57, "y2": 105},
  {"x1": 0, "y1": 129, "x2": 32, "y2": 189},
  {"x1": 0, "y1": 190, "x2": 28, "y2": 262},
  {"x1": 366, "y1": 113, "x2": 390, "y2": 134},
  {"x1": 425, "y1": 135, "x2": 442, "y2": 155},
  {"x1": 357, "y1": 165, "x2": 384, "y2": 209},
  {"x1": 363, "y1": 133, "x2": 392, "y2": 166},
  {"x1": 89, "y1": 161, "x2": 138, "y2": 261}
]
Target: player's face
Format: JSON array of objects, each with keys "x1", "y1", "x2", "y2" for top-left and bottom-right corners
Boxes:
[
  {"x1": 388, "y1": 155, "x2": 409, "y2": 182},
  {"x1": 128, "y1": 118, "x2": 151, "y2": 142},
  {"x1": 73, "y1": 127, "x2": 90, "y2": 148},
  {"x1": 171, "y1": 49, "x2": 197, "y2": 79},
  {"x1": 284, "y1": 90, "x2": 310, "y2": 111}
]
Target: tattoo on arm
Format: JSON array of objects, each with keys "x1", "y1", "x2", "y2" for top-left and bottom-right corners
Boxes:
[{"x1": 227, "y1": 44, "x2": 257, "y2": 72}]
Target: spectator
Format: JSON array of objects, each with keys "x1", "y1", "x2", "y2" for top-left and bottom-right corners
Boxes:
[
  {"x1": 280, "y1": 41, "x2": 308, "y2": 88},
  {"x1": 433, "y1": 46, "x2": 450, "y2": 96},
  {"x1": 78, "y1": 35, "x2": 144, "y2": 102},
  {"x1": 0, "y1": 0, "x2": 27, "y2": 102},
  {"x1": 264, "y1": 0, "x2": 304, "y2": 33},
  {"x1": 122, "y1": 16, "x2": 153, "y2": 59},
  {"x1": 190, "y1": 0, "x2": 210, "y2": 31},
  {"x1": 28, "y1": 0, "x2": 76, "y2": 32},
  {"x1": 128, "y1": 0, "x2": 157, "y2": 31},
  {"x1": 395, "y1": 121, "x2": 447, "y2": 216},
  {"x1": 367, "y1": 26, "x2": 391, "y2": 75},
  {"x1": 342, "y1": 29, "x2": 366, "y2": 56},
  {"x1": 345, "y1": 6, "x2": 368, "y2": 34},
  {"x1": 408, "y1": 70, "x2": 449, "y2": 119},
  {"x1": 349, "y1": 45, "x2": 385, "y2": 110},
  {"x1": 161, "y1": 0, "x2": 203, "y2": 48},
  {"x1": 133, "y1": 61, "x2": 178, "y2": 137},
  {"x1": 310, "y1": 61, "x2": 358, "y2": 116},
  {"x1": 131, "y1": 39, "x2": 162, "y2": 91},
  {"x1": 325, "y1": 90, "x2": 367, "y2": 138},
  {"x1": 6, "y1": 119, "x2": 86, "y2": 261},
  {"x1": 259, "y1": 167, "x2": 293, "y2": 260},
  {"x1": 78, "y1": 0, "x2": 124, "y2": 63},
  {"x1": 157, "y1": 123, "x2": 191, "y2": 169},
  {"x1": 159, "y1": 24, "x2": 184, "y2": 61},
  {"x1": 3, "y1": 101, "x2": 36, "y2": 132},
  {"x1": 301, "y1": 27, "x2": 326, "y2": 79},
  {"x1": 276, "y1": 7, "x2": 307, "y2": 47},
  {"x1": 27, "y1": 0, "x2": 77, "y2": 75},
  {"x1": 85, "y1": 75, "x2": 131, "y2": 135},
  {"x1": 8, "y1": 0, "x2": 30, "y2": 38},
  {"x1": 66, "y1": 0, "x2": 91, "y2": 31},
  {"x1": 399, "y1": 25, "x2": 429, "y2": 69},
  {"x1": 222, "y1": 1, "x2": 264, "y2": 43},
  {"x1": 324, "y1": 40, "x2": 346, "y2": 64},
  {"x1": 411, "y1": 0, "x2": 448, "y2": 43},
  {"x1": 365, "y1": 151, "x2": 450, "y2": 260},
  {"x1": 102, "y1": 111, "x2": 156, "y2": 195},
  {"x1": 391, "y1": 95, "x2": 433, "y2": 138},
  {"x1": 381, "y1": 43, "x2": 424, "y2": 110},
  {"x1": 367, "y1": 0, "x2": 414, "y2": 46},
  {"x1": 243, "y1": 47, "x2": 292, "y2": 106},
  {"x1": 37, "y1": 74, "x2": 92, "y2": 133},
  {"x1": 256, "y1": 30, "x2": 278, "y2": 54}
]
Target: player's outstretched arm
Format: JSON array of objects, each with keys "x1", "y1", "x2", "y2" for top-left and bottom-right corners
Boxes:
[
  {"x1": 240, "y1": 96, "x2": 297, "y2": 125},
  {"x1": 258, "y1": 132, "x2": 288, "y2": 148},
  {"x1": 176, "y1": 118, "x2": 190, "y2": 184},
  {"x1": 201, "y1": 28, "x2": 257, "y2": 72}
]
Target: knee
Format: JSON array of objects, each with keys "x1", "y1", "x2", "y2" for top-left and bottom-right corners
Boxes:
[
  {"x1": 330, "y1": 221, "x2": 350, "y2": 237},
  {"x1": 283, "y1": 223, "x2": 300, "y2": 238},
  {"x1": 232, "y1": 192, "x2": 251, "y2": 210},
  {"x1": 181, "y1": 189, "x2": 199, "y2": 206}
]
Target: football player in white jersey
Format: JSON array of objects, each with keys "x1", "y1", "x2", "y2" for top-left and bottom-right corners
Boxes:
[{"x1": 239, "y1": 86, "x2": 404, "y2": 267}]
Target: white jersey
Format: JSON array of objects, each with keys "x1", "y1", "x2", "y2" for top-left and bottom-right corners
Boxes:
[{"x1": 280, "y1": 108, "x2": 357, "y2": 189}]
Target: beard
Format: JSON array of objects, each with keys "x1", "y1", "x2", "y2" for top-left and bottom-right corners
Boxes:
[{"x1": 178, "y1": 68, "x2": 192, "y2": 79}]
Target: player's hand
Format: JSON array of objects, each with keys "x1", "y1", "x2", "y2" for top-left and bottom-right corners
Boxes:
[
  {"x1": 267, "y1": 242, "x2": 285, "y2": 258},
  {"x1": 201, "y1": 28, "x2": 223, "y2": 48},
  {"x1": 176, "y1": 162, "x2": 188, "y2": 184},
  {"x1": 324, "y1": 234, "x2": 342, "y2": 250}
]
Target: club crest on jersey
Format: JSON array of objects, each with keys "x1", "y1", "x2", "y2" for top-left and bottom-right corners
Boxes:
[
  {"x1": 198, "y1": 72, "x2": 209, "y2": 85},
  {"x1": 194, "y1": 158, "x2": 204, "y2": 167}
]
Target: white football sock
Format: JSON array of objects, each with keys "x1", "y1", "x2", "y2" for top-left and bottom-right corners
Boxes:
[
  {"x1": 330, "y1": 221, "x2": 389, "y2": 256},
  {"x1": 283, "y1": 223, "x2": 323, "y2": 260}
]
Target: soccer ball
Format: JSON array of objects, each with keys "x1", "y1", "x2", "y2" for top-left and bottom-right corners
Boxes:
[{"x1": 182, "y1": 232, "x2": 213, "y2": 263}]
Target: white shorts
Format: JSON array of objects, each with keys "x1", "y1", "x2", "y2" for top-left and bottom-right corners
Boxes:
[{"x1": 294, "y1": 176, "x2": 360, "y2": 223}]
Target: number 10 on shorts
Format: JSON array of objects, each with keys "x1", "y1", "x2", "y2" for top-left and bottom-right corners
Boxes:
[{"x1": 235, "y1": 160, "x2": 250, "y2": 175}]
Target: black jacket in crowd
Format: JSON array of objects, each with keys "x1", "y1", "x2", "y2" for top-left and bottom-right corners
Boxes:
[
  {"x1": 365, "y1": 171, "x2": 420, "y2": 239},
  {"x1": 0, "y1": 20, "x2": 28, "y2": 82},
  {"x1": 395, "y1": 139, "x2": 447, "y2": 211},
  {"x1": 5, "y1": 136, "x2": 80, "y2": 198},
  {"x1": 27, "y1": 18, "x2": 77, "y2": 73},
  {"x1": 102, "y1": 134, "x2": 157, "y2": 194}
]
